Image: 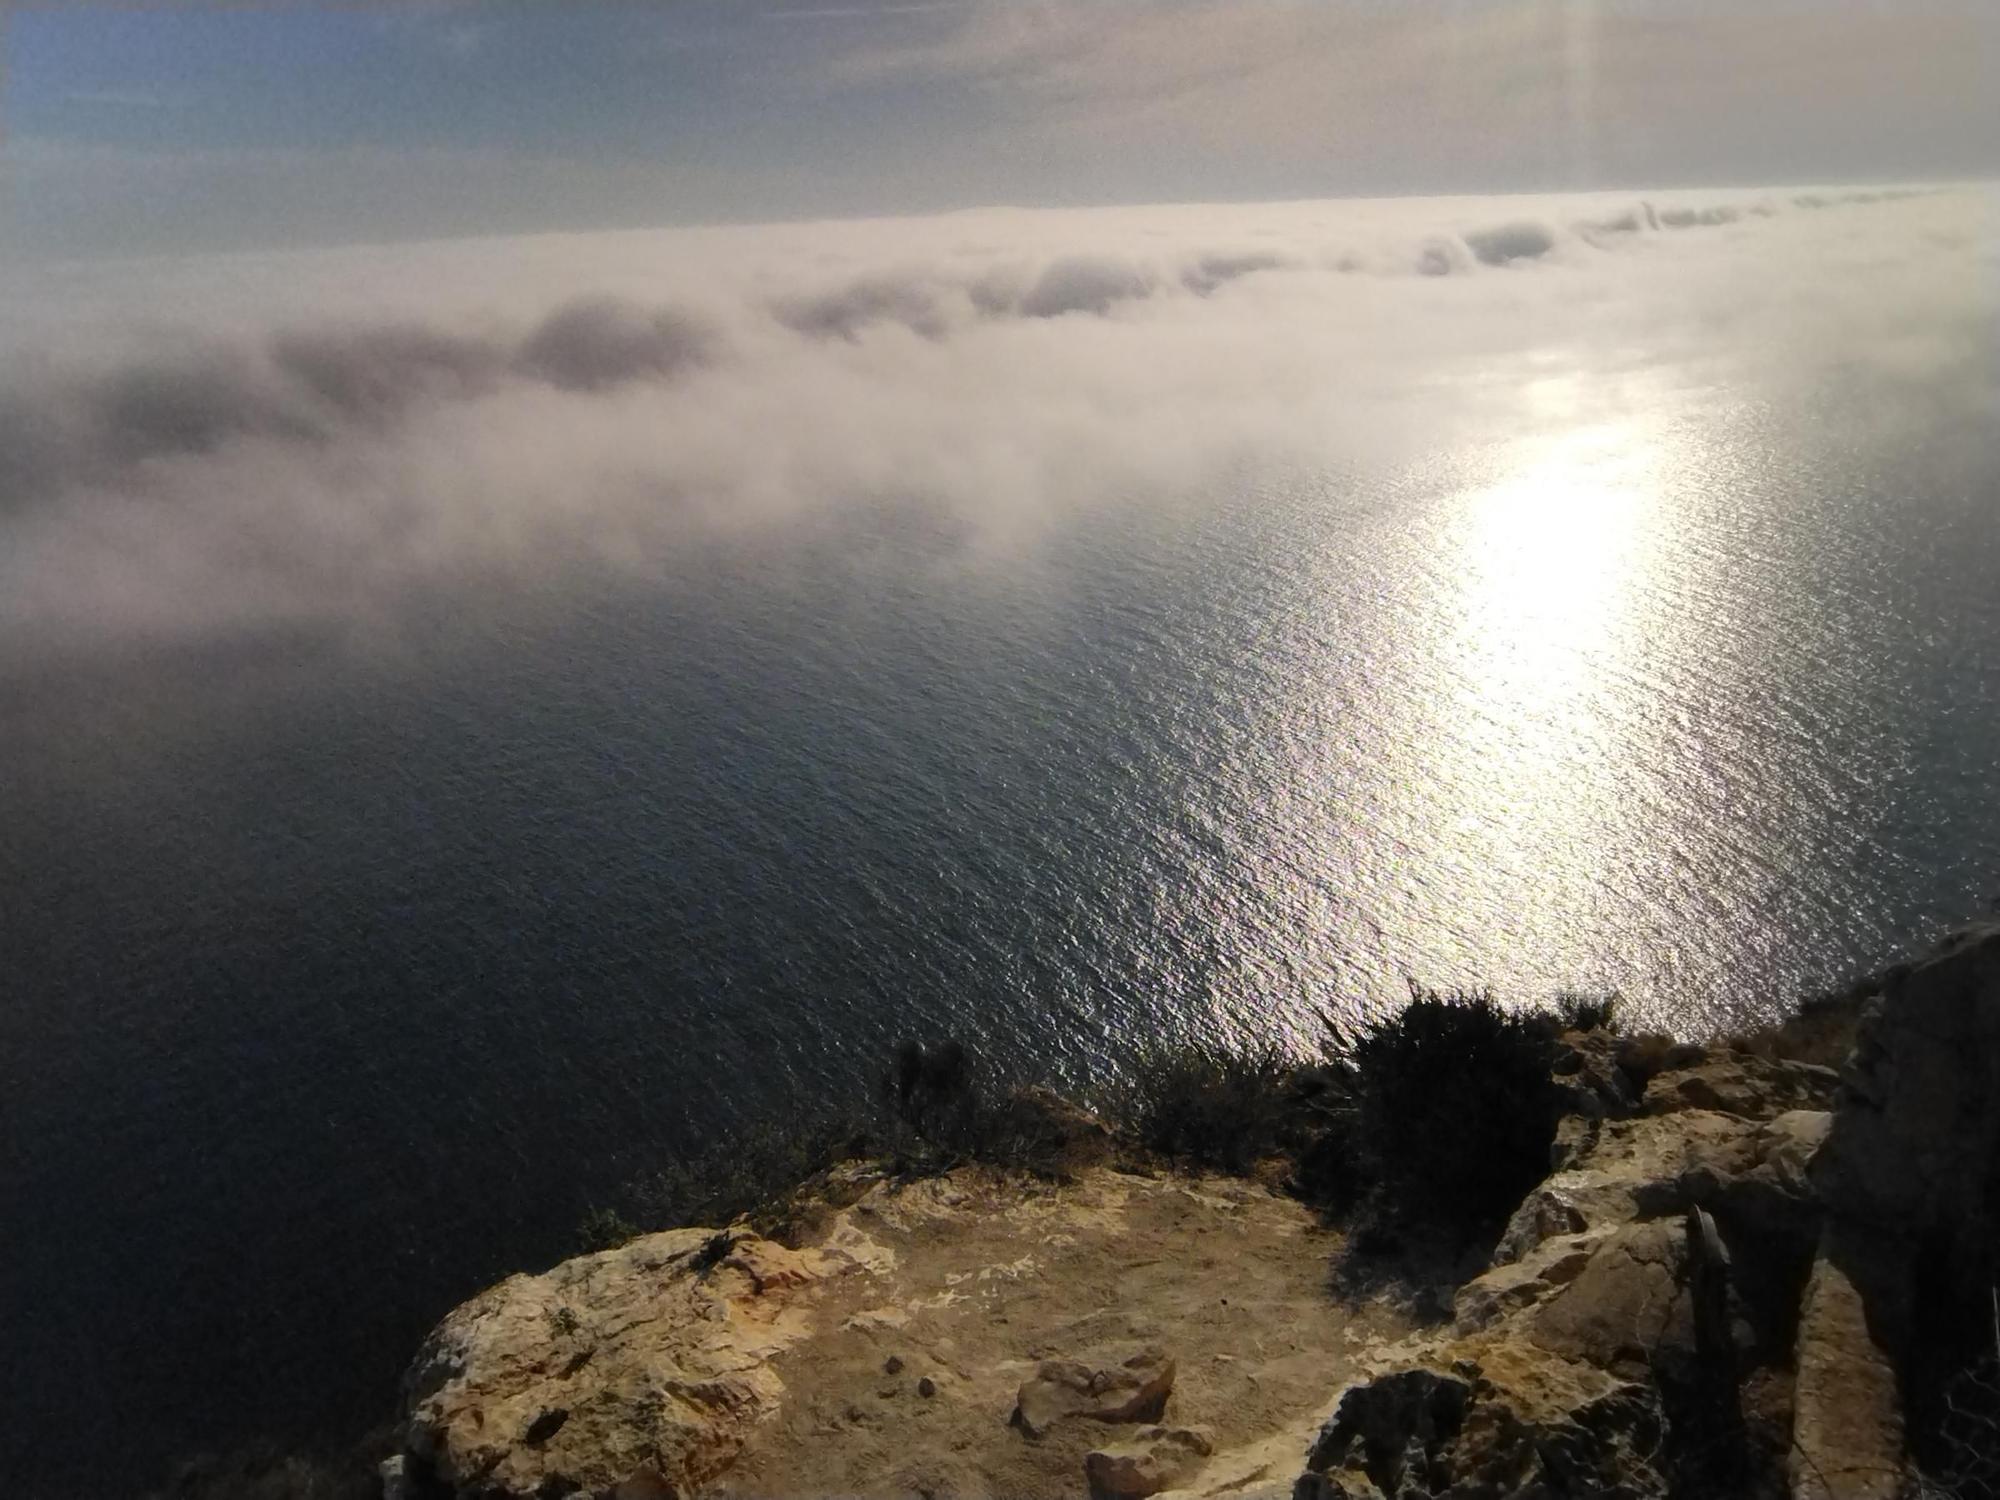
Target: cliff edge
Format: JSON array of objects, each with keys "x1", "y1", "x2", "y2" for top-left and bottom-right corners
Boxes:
[{"x1": 383, "y1": 924, "x2": 2000, "y2": 1499}]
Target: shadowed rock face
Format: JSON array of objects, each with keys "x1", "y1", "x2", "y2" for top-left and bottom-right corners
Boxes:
[
  {"x1": 1295, "y1": 1033, "x2": 1849, "y2": 1499},
  {"x1": 1798, "y1": 922, "x2": 2000, "y2": 1500},
  {"x1": 1813, "y1": 924, "x2": 2000, "y2": 1263},
  {"x1": 1291, "y1": 927, "x2": 2000, "y2": 1500}
]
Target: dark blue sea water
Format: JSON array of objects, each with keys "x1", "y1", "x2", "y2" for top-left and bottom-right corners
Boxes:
[{"x1": 5, "y1": 217, "x2": 2000, "y2": 1493}]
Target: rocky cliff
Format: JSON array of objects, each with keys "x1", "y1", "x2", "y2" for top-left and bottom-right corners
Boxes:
[{"x1": 381, "y1": 924, "x2": 2000, "y2": 1500}]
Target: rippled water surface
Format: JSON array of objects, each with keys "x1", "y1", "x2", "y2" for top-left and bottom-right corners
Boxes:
[{"x1": 3, "y1": 188, "x2": 1998, "y2": 1491}]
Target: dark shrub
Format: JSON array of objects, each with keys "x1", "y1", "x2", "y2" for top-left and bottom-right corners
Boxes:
[
  {"x1": 883, "y1": 1038, "x2": 978, "y2": 1146},
  {"x1": 1554, "y1": 990, "x2": 1620, "y2": 1033},
  {"x1": 879, "y1": 1040, "x2": 1092, "y2": 1178},
  {"x1": 576, "y1": 1206, "x2": 639, "y2": 1252},
  {"x1": 1121, "y1": 1037, "x2": 1298, "y2": 1174},
  {"x1": 1324, "y1": 984, "x2": 1562, "y2": 1246}
]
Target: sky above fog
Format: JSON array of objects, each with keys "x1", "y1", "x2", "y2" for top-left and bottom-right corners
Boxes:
[{"x1": 5, "y1": 1, "x2": 1998, "y2": 259}]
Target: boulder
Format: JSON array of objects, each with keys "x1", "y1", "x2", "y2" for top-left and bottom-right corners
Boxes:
[
  {"x1": 1303, "y1": 1367, "x2": 1472, "y2": 1494},
  {"x1": 1083, "y1": 1425, "x2": 1214, "y2": 1499},
  {"x1": 1550, "y1": 1029, "x2": 1644, "y2": 1124},
  {"x1": 1454, "y1": 1230, "x2": 1603, "y2": 1332},
  {"x1": 400, "y1": 1228, "x2": 856, "y2": 1499},
  {"x1": 1013, "y1": 1347, "x2": 1177, "y2": 1438},
  {"x1": 1298, "y1": 1348, "x2": 1668, "y2": 1500},
  {"x1": 1492, "y1": 1109, "x2": 1759, "y2": 1265}
]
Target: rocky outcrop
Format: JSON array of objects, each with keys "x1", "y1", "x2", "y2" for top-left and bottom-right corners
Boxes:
[
  {"x1": 1796, "y1": 922, "x2": 2000, "y2": 1499},
  {"x1": 1293, "y1": 1038, "x2": 1846, "y2": 1499},
  {"x1": 383, "y1": 925, "x2": 2000, "y2": 1500},
  {"x1": 1289, "y1": 925, "x2": 2000, "y2": 1500},
  {"x1": 401, "y1": 1229, "x2": 861, "y2": 1499},
  {"x1": 395, "y1": 1160, "x2": 1410, "y2": 1500}
]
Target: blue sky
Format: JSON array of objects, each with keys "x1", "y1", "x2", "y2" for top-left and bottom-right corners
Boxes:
[{"x1": 6, "y1": 1, "x2": 1997, "y2": 258}]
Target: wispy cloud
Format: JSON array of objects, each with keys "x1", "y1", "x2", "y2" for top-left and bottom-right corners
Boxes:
[{"x1": 827, "y1": 0, "x2": 2000, "y2": 188}]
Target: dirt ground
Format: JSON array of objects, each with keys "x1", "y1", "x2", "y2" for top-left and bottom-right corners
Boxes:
[{"x1": 712, "y1": 1166, "x2": 1411, "y2": 1500}]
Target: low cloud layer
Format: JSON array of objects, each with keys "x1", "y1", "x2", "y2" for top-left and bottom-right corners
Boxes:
[{"x1": 0, "y1": 184, "x2": 1990, "y2": 656}]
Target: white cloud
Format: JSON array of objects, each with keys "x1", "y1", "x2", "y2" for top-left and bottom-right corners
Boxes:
[{"x1": 0, "y1": 183, "x2": 1990, "y2": 659}]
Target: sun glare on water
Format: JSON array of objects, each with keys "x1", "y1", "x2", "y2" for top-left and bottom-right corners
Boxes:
[{"x1": 1411, "y1": 403, "x2": 1677, "y2": 982}]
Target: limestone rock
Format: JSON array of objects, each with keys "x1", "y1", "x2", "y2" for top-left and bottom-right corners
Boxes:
[
  {"x1": 1798, "y1": 923, "x2": 2000, "y2": 1497},
  {"x1": 1519, "y1": 1218, "x2": 1693, "y2": 1373},
  {"x1": 1299, "y1": 1348, "x2": 1668, "y2": 1500},
  {"x1": 1454, "y1": 1230, "x2": 1602, "y2": 1332},
  {"x1": 378, "y1": 1454, "x2": 413, "y2": 1500},
  {"x1": 1014, "y1": 1348, "x2": 1177, "y2": 1438},
  {"x1": 1492, "y1": 1109, "x2": 1757, "y2": 1265},
  {"x1": 1790, "y1": 1233, "x2": 1905, "y2": 1500},
  {"x1": 1550, "y1": 1029, "x2": 1644, "y2": 1124},
  {"x1": 1643, "y1": 1054, "x2": 1841, "y2": 1121},
  {"x1": 1083, "y1": 1425, "x2": 1213, "y2": 1499},
  {"x1": 401, "y1": 1228, "x2": 854, "y2": 1499}
]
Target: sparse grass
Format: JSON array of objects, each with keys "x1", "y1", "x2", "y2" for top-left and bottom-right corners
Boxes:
[
  {"x1": 619, "y1": 1117, "x2": 871, "y2": 1241},
  {"x1": 576, "y1": 1207, "x2": 639, "y2": 1253},
  {"x1": 580, "y1": 1041, "x2": 1101, "y2": 1250},
  {"x1": 1913, "y1": 1355, "x2": 2000, "y2": 1499}
]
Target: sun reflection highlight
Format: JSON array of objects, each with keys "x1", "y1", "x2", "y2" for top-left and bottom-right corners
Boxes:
[
  {"x1": 1413, "y1": 410, "x2": 1672, "y2": 980},
  {"x1": 1456, "y1": 419, "x2": 1658, "y2": 711}
]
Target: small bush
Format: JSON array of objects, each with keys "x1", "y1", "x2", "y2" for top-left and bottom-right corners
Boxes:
[
  {"x1": 1554, "y1": 990, "x2": 1620, "y2": 1033},
  {"x1": 576, "y1": 1206, "x2": 639, "y2": 1252},
  {"x1": 1324, "y1": 984, "x2": 1562, "y2": 1247},
  {"x1": 1121, "y1": 1038, "x2": 1299, "y2": 1173},
  {"x1": 1614, "y1": 1032, "x2": 1676, "y2": 1092},
  {"x1": 882, "y1": 1039, "x2": 979, "y2": 1151}
]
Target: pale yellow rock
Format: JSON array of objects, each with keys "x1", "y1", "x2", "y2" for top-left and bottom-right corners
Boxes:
[
  {"x1": 402, "y1": 1228, "x2": 859, "y2": 1499},
  {"x1": 1790, "y1": 1244, "x2": 1905, "y2": 1500}
]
